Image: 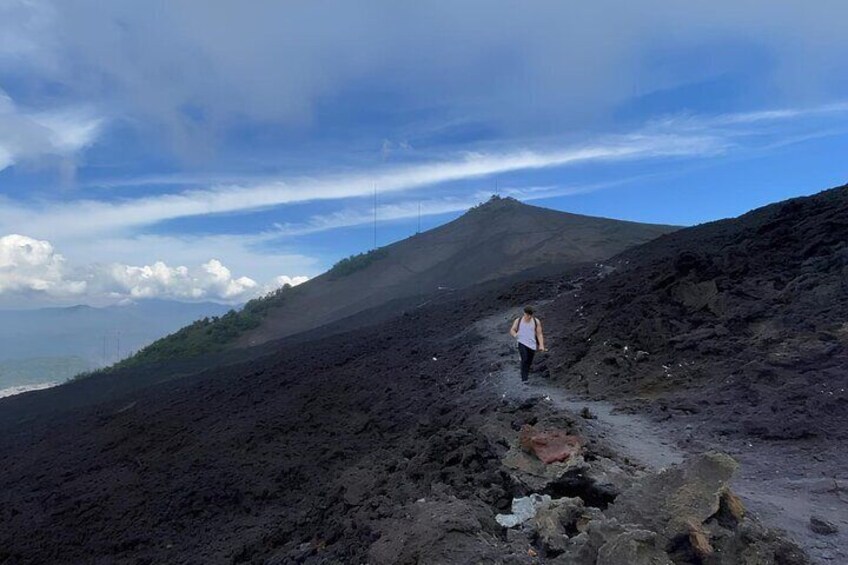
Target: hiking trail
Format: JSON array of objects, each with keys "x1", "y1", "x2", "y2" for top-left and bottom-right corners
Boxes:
[
  {"x1": 475, "y1": 308, "x2": 684, "y2": 471},
  {"x1": 472, "y1": 307, "x2": 847, "y2": 563}
]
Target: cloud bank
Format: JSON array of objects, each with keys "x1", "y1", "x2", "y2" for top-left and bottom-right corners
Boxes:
[
  {"x1": 0, "y1": 234, "x2": 307, "y2": 305},
  {"x1": 3, "y1": 0, "x2": 847, "y2": 151}
]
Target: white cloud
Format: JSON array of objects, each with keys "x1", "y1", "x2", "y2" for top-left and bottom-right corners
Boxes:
[
  {"x1": 0, "y1": 233, "x2": 309, "y2": 305},
  {"x1": 57, "y1": 232, "x2": 319, "y2": 287},
  {"x1": 97, "y1": 259, "x2": 307, "y2": 302},
  {"x1": 95, "y1": 258, "x2": 308, "y2": 303},
  {"x1": 102, "y1": 259, "x2": 258, "y2": 301},
  {"x1": 0, "y1": 234, "x2": 86, "y2": 297},
  {"x1": 273, "y1": 195, "x2": 490, "y2": 236},
  {"x1": 262, "y1": 275, "x2": 309, "y2": 295}
]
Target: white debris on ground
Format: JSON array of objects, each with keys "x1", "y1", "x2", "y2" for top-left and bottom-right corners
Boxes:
[{"x1": 495, "y1": 494, "x2": 552, "y2": 528}]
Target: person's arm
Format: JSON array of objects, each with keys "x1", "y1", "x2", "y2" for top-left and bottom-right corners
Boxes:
[
  {"x1": 536, "y1": 319, "x2": 546, "y2": 351},
  {"x1": 509, "y1": 318, "x2": 519, "y2": 337}
]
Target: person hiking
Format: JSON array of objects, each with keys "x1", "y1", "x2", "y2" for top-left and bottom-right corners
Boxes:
[{"x1": 509, "y1": 306, "x2": 546, "y2": 382}]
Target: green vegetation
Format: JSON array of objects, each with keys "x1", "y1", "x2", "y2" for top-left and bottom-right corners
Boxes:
[
  {"x1": 78, "y1": 284, "x2": 299, "y2": 375},
  {"x1": 328, "y1": 248, "x2": 388, "y2": 279}
]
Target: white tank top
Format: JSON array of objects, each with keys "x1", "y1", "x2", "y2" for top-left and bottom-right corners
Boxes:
[{"x1": 516, "y1": 316, "x2": 537, "y2": 350}]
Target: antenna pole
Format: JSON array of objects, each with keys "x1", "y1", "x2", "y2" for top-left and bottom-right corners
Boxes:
[{"x1": 373, "y1": 183, "x2": 377, "y2": 250}]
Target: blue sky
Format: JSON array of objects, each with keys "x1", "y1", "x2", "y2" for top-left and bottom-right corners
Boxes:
[{"x1": 0, "y1": 1, "x2": 847, "y2": 307}]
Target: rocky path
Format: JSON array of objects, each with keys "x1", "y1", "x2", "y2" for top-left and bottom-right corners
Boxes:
[
  {"x1": 475, "y1": 308, "x2": 683, "y2": 471},
  {"x1": 474, "y1": 307, "x2": 846, "y2": 564}
]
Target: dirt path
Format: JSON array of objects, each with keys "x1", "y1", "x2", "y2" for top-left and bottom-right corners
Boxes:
[
  {"x1": 720, "y1": 439, "x2": 848, "y2": 563},
  {"x1": 474, "y1": 308, "x2": 847, "y2": 564},
  {"x1": 475, "y1": 309, "x2": 683, "y2": 471}
]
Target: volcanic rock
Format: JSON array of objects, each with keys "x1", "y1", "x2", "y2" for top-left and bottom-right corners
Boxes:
[
  {"x1": 532, "y1": 496, "x2": 585, "y2": 552},
  {"x1": 809, "y1": 516, "x2": 839, "y2": 535},
  {"x1": 607, "y1": 452, "x2": 737, "y2": 545}
]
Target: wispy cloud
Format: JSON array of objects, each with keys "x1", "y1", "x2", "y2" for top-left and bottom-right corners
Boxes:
[
  {"x1": 4, "y1": 100, "x2": 844, "y2": 240},
  {"x1": 0, "y1": 132, "x2": 723, "y2": 239},
  {"x1": 0, "y1": 90, "x2": 103, "y2": 174},
  {"x1": 646, "y1": 101, "x2": 848, "y2": 131}
]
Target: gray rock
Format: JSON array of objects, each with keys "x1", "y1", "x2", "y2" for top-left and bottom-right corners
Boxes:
[
  {"x1": 533, "y1": 496, "x2": 585, "y2": 552},
  {"x1": 554, "y1": 518, "x2": 672, "y2": 565},
  {"x1": 809, "y1": 516, "x2": 839, "y2": 535},
  {"x1": 502, "y1": 443, "x2": 589, "y2": 492},
  {"x1": 597, "y1": 529, "x2": 673, "y2": 565},
  {"x1": 369, "y1": 496, "x2": 502, "y2": 564},
  {"x1": 584, "y1": 456, "x2": 635, "y2": 500},
  {"x1": 607, "y1": 452, "x2": 738, "y2": 546},
  {"x1": 554, "y1": 518, "x2": 627, "y2": 565},
  {"x1": 670, "y1": 280, "x2": 719, "y2": 312}
]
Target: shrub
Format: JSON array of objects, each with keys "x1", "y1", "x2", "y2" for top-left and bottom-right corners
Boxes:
[{"x1": 328, "y1": 248, "x2": 388, "y2": 279}]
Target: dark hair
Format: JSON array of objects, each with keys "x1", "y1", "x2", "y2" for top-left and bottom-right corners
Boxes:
[{"x1": 523, "y1": 306, "x2": 534, "y2": 315}]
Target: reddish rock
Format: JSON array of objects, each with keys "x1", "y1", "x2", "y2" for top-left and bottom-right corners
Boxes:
[{"x1": 519, "y1": 425, "x2": 583, "y2": 464}]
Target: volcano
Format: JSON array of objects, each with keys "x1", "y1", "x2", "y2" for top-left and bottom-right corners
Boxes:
[{"x1": 1, "y1": 189, "x2": 838, "y2": 563}]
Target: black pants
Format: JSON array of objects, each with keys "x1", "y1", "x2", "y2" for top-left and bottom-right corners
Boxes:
[{"x1": 518, "y1": 343, "x2": 536, "y2": 382}]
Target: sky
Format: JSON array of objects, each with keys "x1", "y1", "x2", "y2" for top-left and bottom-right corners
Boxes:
[{"x1": 1, "y1": 0, "x2": 847, "y2": 307}]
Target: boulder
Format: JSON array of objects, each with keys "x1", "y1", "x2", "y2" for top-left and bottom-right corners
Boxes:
[
  {"x1": 809, "y1": 516, "x2": 839, "y2": 535},
  {"x1": 341, "y1": 468, "x2": 376, "y2": 506},
  {"x1": 607, "y1": 452, "x2": 738, "y2": 547}
]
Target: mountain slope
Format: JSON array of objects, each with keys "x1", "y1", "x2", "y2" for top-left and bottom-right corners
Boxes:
[
  {"x1": 244, "y1": 197, "x2": 676, "y2": 347},
  {"x1": 0, "y1": 271, "x2": 803, "y2": 564},
  {"x1": 119, "y1": 197, "x2": 676, "y2": 368},
  {"x1": 544, "y1": 183, "x2": 848, "y2": 440}
]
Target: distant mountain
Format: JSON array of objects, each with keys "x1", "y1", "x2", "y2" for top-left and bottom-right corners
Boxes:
[
  {"x1": 0, "y1": 300, "x2": 231, "y2": 387},
  {"x1": 119, "y1": 197, "x2": 677, "y2": 366}
]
